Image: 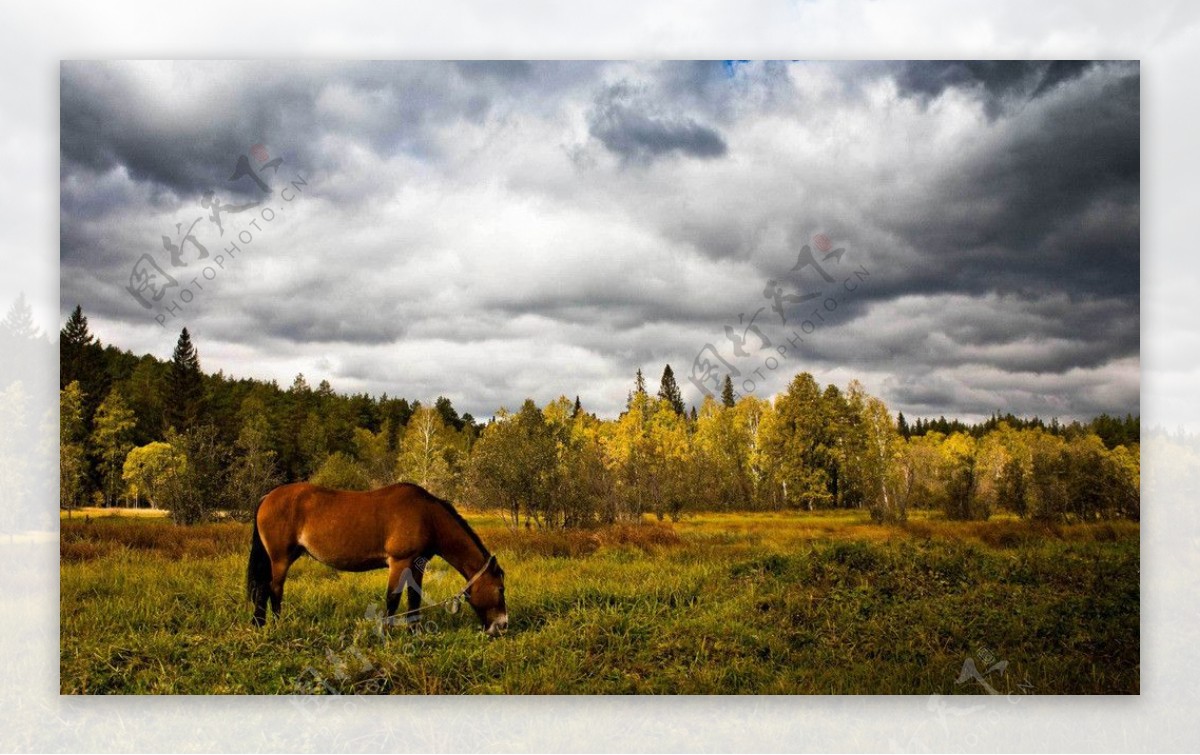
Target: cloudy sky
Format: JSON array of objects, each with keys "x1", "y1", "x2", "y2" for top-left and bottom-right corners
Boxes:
[{"x1": 59, "y1": 60, "x2": 1139, "y2": 421}]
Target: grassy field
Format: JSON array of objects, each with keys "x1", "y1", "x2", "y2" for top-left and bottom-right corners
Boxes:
[{"x1": 60, "y1": 510, "x2": 1139, "y2": 694}]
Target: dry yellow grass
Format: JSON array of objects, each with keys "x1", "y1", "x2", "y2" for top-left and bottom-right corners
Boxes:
[
  {"x1": 60, "y1": 508, "x2": 1139, "y2": 694},
  {"x1": 61, "y1": 507, "x2": 168, "y2": 519}
]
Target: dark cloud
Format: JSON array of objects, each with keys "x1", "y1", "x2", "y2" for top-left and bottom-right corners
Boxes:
[
  {"x1": 858, "y1": 62, "x2": 1139, "y2": 306},
  {"x1": 453, "y1": 60, "x2": 534, "y2": 81},
  {"x1": 588, "y1": 83, "x2": 728, "y2": 163},
  {"x1": 59, "y1": 61, "x2": 1139, "y2": 422},
  {"x1": 59, "y1": 62, "x2": 313, "y2": 200},
  {"x1": 892, "y1": 60, "x2": 1097, "y2": 118},
  {"x1": 58, "y1": 61, "x2": 571, "y2": 201}
]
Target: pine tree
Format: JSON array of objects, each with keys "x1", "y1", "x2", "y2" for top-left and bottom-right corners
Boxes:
[
  {"x1": 60, "y1": 304, "x2": 90, "y2": 348},
  {"x1": 1, "y1": 295, "x2": 48, "y2": 417},
  {"x1": 573, "y1": 396, "x2": 583, "y2": 418},
  {"x1": 59, "y1": 305, "x2": 97, "y2": 391},
  {"x1": 627, "y1": 369, "x2": 648, "y2": 412},
  {"x1": 2, "y1": 293, "x2": 40, "y2": 340},
  {"x1": 59, "y1": 307, "x2": 110, "y2": 438},
  {"x1": 897, "y1": 411, "x2": 910, "y2": 439},
  {"x1": 165, "y1": 328, "x2": 204, "y2": 432},
  {"x1": 435, "y1": 395, "x2": 464, "y2": 431},
  {"x1": 658, "y1": 364, "x2": 685, "y2": 415},
  {"x1": 721, "y1": 375, "x2": 736, "y2": 408}
]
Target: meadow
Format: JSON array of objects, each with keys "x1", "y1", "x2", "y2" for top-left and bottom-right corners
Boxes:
[{"x1": 60, "y1": 509, "x2": 1139, "y2": 695}]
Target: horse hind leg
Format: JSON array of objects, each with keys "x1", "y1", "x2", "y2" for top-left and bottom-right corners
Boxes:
[
  {"x1": 253, "y1": 590, "x2": 269, "y2": 627},
  {"x1": 248, "y1": 517, "x2": 273, "y2": 627},
  {"x1": 268, "y1": 546, "x2": 301, "y2": 619}
]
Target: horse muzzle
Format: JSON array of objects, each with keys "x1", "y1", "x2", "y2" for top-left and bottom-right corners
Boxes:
[{"x1": 485, "y1": 613, "x2": 509, "y2": 637}]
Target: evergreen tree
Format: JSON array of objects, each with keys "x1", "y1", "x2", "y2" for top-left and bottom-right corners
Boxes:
[
  {"x1": 2, "y1": 293, "x2": 40, "y2": 340},
  {"x1": 435, "y1": 395, "x2": 464, "y2": 431},
  {"x1": 59, "y1": 305, "x2": 109, "y2": 425},
  {"x1": 60, "y1": 305, "x2": 92, "y2": 387},
  {"x1": 897, "y1": 411, "x2": 910, "y2": 439},
  {"x1": 316, "y1": 379, "x2": 334, "y2": 400},
  {"x1": 626, "y1": 369, "x2": 648, "y2": 412},
  {"x1": 573, "y1": 395, "x2": 583, "y2": 418},
  {"x1": 657, "y1": 364, "x2": 685, "y2": 415},
  {"x1": 165, "y1": 328, "x2": 204, "y2": 432},
  {"x1": 721, "y1": 375, "x2": 736, "y2": 408}
]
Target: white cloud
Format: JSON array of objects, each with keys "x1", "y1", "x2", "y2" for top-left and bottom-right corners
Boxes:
[{"x1": 59, "y1": 60, "x2": 1139, "y2": 421}]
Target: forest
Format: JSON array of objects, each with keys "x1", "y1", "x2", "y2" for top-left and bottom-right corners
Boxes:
[{"x1": 56, "y1": 304, "x2": 1141, "y2": 528}]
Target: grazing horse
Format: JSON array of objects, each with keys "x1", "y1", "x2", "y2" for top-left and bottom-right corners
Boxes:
[{"x1": 246, "y1": 482, "x2": 508, "y2": 636}]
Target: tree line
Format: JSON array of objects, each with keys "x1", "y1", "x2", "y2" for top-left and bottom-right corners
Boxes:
[
  {"x1": 1, "y1": 294, "x2": 57, "y2": 535},
  {"x1": 58, "y1": 305, "x2": 1140, "y2": 527}
]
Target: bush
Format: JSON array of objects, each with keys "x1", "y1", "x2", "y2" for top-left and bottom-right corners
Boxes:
[
  {"x1": 159, "y1": 425, "x2": 230, "y2": 525},
  {"x1": 310, "y1": 451, "x2": 372, "y2": 490}
]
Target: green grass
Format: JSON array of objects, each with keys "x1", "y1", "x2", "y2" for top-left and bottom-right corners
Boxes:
[{"x1": 60, "y1": 510, "x2": 1138, "y2": 694}]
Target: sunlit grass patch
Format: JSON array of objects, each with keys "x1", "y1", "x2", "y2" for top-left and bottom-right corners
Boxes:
[{"x1": 60, "y1": 509, "x2": 1138, "y2": 694}]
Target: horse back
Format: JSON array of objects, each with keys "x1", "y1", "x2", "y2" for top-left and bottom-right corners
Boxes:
[{"x1": 256, "y1": 482, "x2": 435, "y2": 571}]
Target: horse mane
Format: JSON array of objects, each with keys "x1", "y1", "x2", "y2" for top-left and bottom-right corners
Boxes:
[{"x1": 422, "y1": 489, "x2": 501, "y2": 574}]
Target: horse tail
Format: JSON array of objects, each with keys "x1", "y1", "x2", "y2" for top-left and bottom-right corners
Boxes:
[{"x1": 246, "y1": 500, "x2": 272, "y2": 606}]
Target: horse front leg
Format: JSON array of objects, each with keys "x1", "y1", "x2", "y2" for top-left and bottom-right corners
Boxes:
[
  {"x1": 405, "y1": 557, "x2": 426, "y2": 628},
  {"x1": 385, "y1": 557, "x2": 415, "y2": 630}
]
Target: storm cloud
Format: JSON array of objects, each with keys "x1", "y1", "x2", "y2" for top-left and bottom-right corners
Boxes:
[
  {"x1": 588, "y1": 82, "x2": 728, "y2": 163},
  {"x1": 59, "y1": 61, "x2": 1139, "y2": 422}
]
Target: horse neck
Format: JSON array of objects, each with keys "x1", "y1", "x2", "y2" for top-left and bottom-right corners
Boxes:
[{"x1": 431, "y1": 505, "x2": 488, "y2": 580}]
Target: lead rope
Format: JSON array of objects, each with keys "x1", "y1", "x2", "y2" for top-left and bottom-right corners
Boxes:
[{"x1": 388, "y1": 554, "x2": 495, "y2": 625}]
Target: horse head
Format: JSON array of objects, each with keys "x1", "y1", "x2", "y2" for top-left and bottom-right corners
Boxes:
[{"x1": 467, "y1": 558, "x2": 507, "y2": 637}]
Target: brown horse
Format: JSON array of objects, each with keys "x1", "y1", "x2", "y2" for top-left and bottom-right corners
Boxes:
[{"x1": 246, "y1": 481, "x2": 507, "y2": 635}]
